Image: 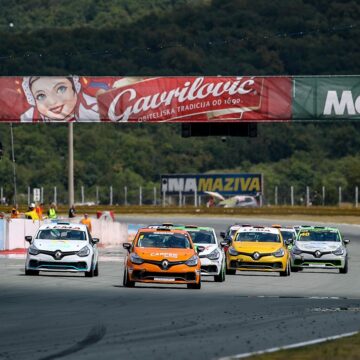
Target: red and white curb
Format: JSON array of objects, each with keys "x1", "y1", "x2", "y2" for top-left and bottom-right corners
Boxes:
[{"x1": 217, "y1": 331, "x2": 359, "y2": 360}]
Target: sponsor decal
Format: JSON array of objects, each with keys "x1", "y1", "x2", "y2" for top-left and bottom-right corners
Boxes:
[{"x1": 150, "y1": 252, "x2": 178, "y2": 258}]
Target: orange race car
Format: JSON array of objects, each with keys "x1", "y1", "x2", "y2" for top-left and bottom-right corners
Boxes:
[{"x1": 122, "y1": 227, "x2": 203, "y2": 289}]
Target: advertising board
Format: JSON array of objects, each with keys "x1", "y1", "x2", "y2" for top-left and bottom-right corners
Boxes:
[{"x1": 161, "y1": 173, "x2": 262, "y2": 196}]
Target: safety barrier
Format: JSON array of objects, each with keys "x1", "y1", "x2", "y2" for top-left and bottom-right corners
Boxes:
[{"x1": 0, "y1": 217, "x2": 128, "y2": 251}]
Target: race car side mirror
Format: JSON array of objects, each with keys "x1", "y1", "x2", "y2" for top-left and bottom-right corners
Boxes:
[
  {"x1": 220, "y1": 231, "x2": 226, "y2": 239},
  {"x1": 220, "y1": 241, "x2": 228, "y2": 247},
  {"x1": 123, "y1": 243, "x2": 132, "y2": 252},
  {"x1": 25, "y1": 236, "x2": 32, "y2": 243},
  {"x1": 344, "y1": 239, "x2": 350, "y2": 245},
  {"x1": 196, "y1": 246, "x2": 205, "y2": 253},
  {"x1": 92, "y1": 238, "x2": 100, "y2": 244}
]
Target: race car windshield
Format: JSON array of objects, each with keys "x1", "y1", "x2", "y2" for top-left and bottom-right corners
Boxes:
[
  {"x1": 235, "y1": 232, "x2": 281, "y2": 243},
  {"x1": 188, "y1": 230, "x2": 216, "y2": 244},
  {"x1": 280, "y1": 230, "x2": 295, "y2": 240},
  {"x1": 36, "y1": 229, "x2": 87, "y2": 241},
  {"x1": 298, "y1": 231, "x2": 340, "y2": 242},
  {"x1": 137, "y1": 233, "x2": 192, "y2": 249}
]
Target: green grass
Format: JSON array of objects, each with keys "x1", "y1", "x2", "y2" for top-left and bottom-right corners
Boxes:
[{"x1": 245, "y1": 331, "x2": 360, "y2": 360}]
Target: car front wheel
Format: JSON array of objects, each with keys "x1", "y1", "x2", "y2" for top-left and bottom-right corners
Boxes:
[
  {"x1": 123, "y1": 268, "x2": 135, "y2": 287},
  {"x1": 25, "y1": 268, "x2": 39, "y2": 276},
  {"x1": 339, "y1": 258, "x2": 348, "y2": 274},
  {"x1": 214, "y1": 263, "x2": 226, "y2": 282},
  {"x1": 187, "y1": 281, "x2": 201, "y2": 289},
  {"x1": 280, "y1": 262, "x2": 291, "y2": 277}
]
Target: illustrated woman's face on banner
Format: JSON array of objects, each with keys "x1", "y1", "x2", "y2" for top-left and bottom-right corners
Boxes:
[{"x1": 30, "y1": 77, "x2": 78, "y2": 120}]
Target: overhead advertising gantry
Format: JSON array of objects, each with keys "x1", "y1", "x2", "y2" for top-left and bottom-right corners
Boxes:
[{"x1": 0, "y1": 75, "x2": 358, "y2": 204}]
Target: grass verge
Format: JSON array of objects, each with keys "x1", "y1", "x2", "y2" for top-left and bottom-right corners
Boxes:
[{"x1": 244, "y1": 331, "x2": 360, "y2": 360}]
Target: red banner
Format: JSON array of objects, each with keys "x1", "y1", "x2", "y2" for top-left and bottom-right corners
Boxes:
[{"x1": 0, "y1": 76, "x2": 291, "y2": 122}]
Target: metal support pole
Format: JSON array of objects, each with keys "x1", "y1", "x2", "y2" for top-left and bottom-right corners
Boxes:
[
  {"x1": 124, "y1": 186, "x2": 128, "y2": 206},
  {"x1": 338, "y1": 186, "x2": 342, "y2": 207},
  {"x1": 41, "y1": 187, "x2": 44, "y2": 203},
  {"x1": 290, "y1": 186, "x2": 294, "y2": 206},
  {"x1": 110, "y1": 186, "x2": 113, "y2": 206},
  {"x1": 153, "y1": 187, "x2": 157, "y2": 206},
  {"x1": 162, "y1": 190, "x2": 166, "y2": 207},
  {"x1": 68, "y1": 122, "x2": 74, "y2": 206},
  {"x1": 306, "y1": 186, "x2": 310, "y2": 207},
  {"x1": 96, "y1": 186, "x2": 99, "y2": 205},
  {"x1": 194, "y1": 188, "x2": 198, "y2": 207},
  {"x1": 356, "y1": 186, "x2": 358, "y2": 208},
  {"x1": 10, "y1": 124, "x2": 17, "y2": 205},
  {"x1": 54, "y1": 186, "x2": 57, "y2": 205},
  {"x1": 198, "y1": 195, "x2": 201, "y2": 206},
  {"x1": 322, "y1": 186, "x2": 325, "y2": 206},
  {"x1": 179, "y1": 191, "x2": 182, "y2": 207},
  {"x1": 0, "y1": 187, "x2": 3, "y2": 204},
  {"x1": 81, "y1": 186, "x2": 85, "y2": 204},
  {"x1": 28, "y1": 186, "x2": 30, "y2": 205},
  {"x1": 274, "y1": 186, "x2": 278, "y2": 206},
  {"x1": 139, "y1": 186, "x2": 142, "y2": 206}
]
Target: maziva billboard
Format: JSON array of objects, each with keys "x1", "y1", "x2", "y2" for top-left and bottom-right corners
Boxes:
[{"x1": 161, "y1": 174, "x2": 262, "y2": 196}]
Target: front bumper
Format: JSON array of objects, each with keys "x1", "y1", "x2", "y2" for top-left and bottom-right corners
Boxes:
[
  {"x1": 291, "y1": 253, "x2": 346, "y2": 269},
  {"x1": 26, "y1": 253, "x2": 92, "y2": 272},
  {"x1": 227, "y1": 255, "x2": 287, "y2": 272},
  {"x1": 127, "y1": 262, "x2": 201, "y2": 284},
  {"x1": 199, "y1": 257, "x2": 222, "y2": 276}
]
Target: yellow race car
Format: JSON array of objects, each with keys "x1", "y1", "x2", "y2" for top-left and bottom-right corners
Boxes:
[{"x1": 225, "y1": 226, "x2": 290, "y2": 276}]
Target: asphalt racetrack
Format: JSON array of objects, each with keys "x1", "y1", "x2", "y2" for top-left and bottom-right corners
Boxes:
[{"x1": 0, "y1": 215, "x2": 359, "y2": 360}]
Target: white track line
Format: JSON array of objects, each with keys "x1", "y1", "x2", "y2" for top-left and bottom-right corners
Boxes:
[{"x1": 218, "y1": 331, "x2": 359, "y2": 360}]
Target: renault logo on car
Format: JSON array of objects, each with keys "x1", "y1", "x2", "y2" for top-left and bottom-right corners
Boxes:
[
  {"x1": 315, "y1": 250, "x2": 321, "y2": 258},
  {"x1": 162, "y1": 260, "x2": 169, "y2": 270},
  {"x1": 253, "y1": 252, "x2": 260, "y2": 260},
  {"x1": 54, "y1": 250, "x2": 62, "y2": 260}
]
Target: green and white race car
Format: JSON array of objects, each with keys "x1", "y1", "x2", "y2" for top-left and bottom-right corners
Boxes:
[{"x1": 290, "y1": 226, "x2": 350, "y2": 273}]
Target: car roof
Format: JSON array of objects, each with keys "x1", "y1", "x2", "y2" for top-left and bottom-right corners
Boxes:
[
  {"x1": 237, "y1": 226, "x2": 280, "y2": 235},
  {"x1": 297, "y1": 226, "x2": 339, "y2": 232},
  {"x1": 38, "y1": 222, "x2": 88, "y2": 231},
  {"x1": 137, "y1": 227, "x2": 190, "y2": 235},
  {"x1": 173, "y1": 225, "x2": 214, "y2": 232}
]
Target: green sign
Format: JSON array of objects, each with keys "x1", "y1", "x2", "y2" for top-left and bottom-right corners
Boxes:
[{"x1": 293, "y1": 77, "x2": 360, "y2": 120}]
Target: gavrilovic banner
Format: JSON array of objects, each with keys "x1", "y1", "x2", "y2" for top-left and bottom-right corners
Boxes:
[{"x1": 0, "y1": 76, "x2": 291, "y2": 122}]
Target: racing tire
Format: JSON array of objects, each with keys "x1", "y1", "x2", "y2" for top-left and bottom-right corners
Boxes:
[
  {"x1": 339, "y1": 258, "x2": 348, "y2": 274},
  {"x1": 85, "y1": 266, "x2": 94, "y2": 278},
  {"x1": 214, "y1": 264, "x2": 226, "y2": 282},
  {"x1": 123, "y1": 268, "x2": 135, "y2": 287},
  {"x1": 280, "y1": 263, "x2": 291, "y2": 277},
  {"x1": 187, "y1": 281, "x2": 201, "y2": 290},
  {"x1": 25, "y1": 269, "x2": 39, "y2": 276},
  {"x1": 94, "y1": 263, "x2": 99, "y2": 277},
  {"x1": 226, "y1": 266, "x2": 236, "y2": 275}
]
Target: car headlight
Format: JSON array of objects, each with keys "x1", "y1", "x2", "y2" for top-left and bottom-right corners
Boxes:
[
  {"x1": 28, "y1": 245, "x2": 40, "y2": 255},
  {"x1": 332, "y1": 247, "x2": 344, "y2": 256},
  {"x1": 273, "y1": 248, "x2": 285, "y2": 257},
  {"x1": 228, "y1": 247, "x2": 239, "y2": 256},
  {"x1": 292, "y1": 246, "x2": 302, "y2": 255},
  {"x1": 185, "y1": 255, "x2": 199, "y2": 267},
  {"x1": 130, "y1": 253, "x2": 144, "y2": 264},
  {"x1": 77, "y1": 246, "x2": 90, "y2": 257},
  {"x1": 207, "y1": 249, "x2": 220, "y2": 260}
]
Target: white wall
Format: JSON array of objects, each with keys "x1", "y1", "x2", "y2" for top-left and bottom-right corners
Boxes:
[{"x1": 5, "y1": 218, "x2": 128, "y2": 250}]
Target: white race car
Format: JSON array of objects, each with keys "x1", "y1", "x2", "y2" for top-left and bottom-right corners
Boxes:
[
  {"x1": 25, "y1": 222, "x2": 99, "y2": 277},
  {"x1": 174, "y1": 225, "x2": 226, "y2": 282}
]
